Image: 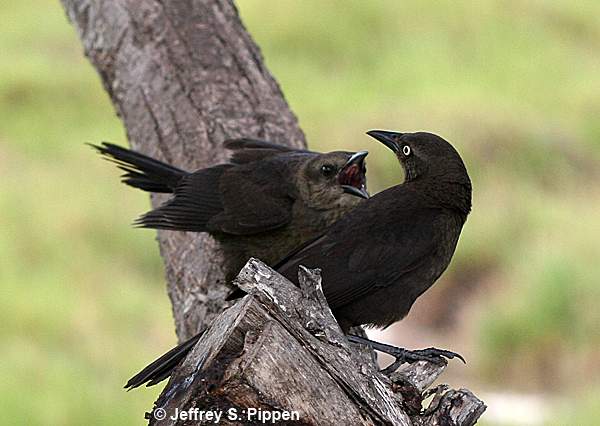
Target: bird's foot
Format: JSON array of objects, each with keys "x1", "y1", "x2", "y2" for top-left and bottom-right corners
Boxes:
[{"x1": 347, "y1": 335, "x2": 465, "y2": 375}]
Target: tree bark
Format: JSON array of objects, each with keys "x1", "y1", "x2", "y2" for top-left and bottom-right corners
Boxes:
[{"x1": 61, "y1": 0, "x2": 306, "y2": 340}]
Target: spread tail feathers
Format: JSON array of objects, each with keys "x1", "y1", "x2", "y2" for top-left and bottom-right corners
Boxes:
[
  {"x1": 124, "y1": 333, "x2": 202, "y2": 390},
  {"x1": 90, "y1": 142, "x2": 186, "y2": 193}
]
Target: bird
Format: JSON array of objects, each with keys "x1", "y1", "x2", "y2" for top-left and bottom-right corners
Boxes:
[
  {"x1": 124, "y1": 130, "x2": 472, "y2": 389},
  {"x1": 278, "y1": 130, "x2": 472, "y2": 333},
  {"x1": 92, "y1": 138, "x2": 369, "y2": 283}
]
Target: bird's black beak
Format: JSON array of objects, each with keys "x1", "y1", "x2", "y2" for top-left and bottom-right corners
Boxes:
[
  {"x1": 339, "y1": 151, "x2": 369, "y2": 199},
  {"x1": 342, "y1": 185, "x2": 369, "y2": 199},
  {"x1": 366, "y1": 130, "x2": 402, "y2": 153},
  {"x1": 345, "y1": 150, "x2": 368, "y2": 169}
]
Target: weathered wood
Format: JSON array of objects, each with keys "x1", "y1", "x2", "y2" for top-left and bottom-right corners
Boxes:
[
  {"x1": 61, "y1": 0, "x2": 306, "y2": 340},
  {"x1": 148, "y1": 260, "x2": 485, "y2": 425},
  {"x1": 413, "y1": 389, "x2": 487, "y2": 426}
]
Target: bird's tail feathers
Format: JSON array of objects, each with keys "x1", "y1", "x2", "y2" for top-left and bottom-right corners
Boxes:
[
  {"x1": 124, "y1": 332, "x2": 202, "y2": 390},
  {"x1": 90, "y1": 142, "x2": 186, "y2": 193}
]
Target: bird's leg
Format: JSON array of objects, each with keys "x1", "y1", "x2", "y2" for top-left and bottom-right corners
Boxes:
[{"x1": 346, "y1": 335, "x2": 465, "y2": 375}]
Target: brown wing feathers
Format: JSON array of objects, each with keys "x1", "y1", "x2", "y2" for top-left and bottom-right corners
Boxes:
[
  {"x1": 224, "y1": 138, "x2": 309, "y2": 164},
  {"x1": 94, "y1": 139, "x2": 304, "y2": 233},
  {"x1": 134, "y1": 166, "x2": 230, "y2": 232}
]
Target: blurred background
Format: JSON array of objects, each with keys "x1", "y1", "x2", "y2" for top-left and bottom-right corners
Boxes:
[{"x1": 1, "y1": 0, "x2": 599, "y2": 424}]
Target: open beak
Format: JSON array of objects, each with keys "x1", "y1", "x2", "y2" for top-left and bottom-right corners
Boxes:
[
  {"x1": 339, "y1": 151, "x2": 369, "y2": 199},
  {"x1": 366, "y1": 130, "x2": 403, "y2": 153}
]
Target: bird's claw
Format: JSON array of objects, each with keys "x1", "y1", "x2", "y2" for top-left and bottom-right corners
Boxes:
[
  {"x1": 346, "y1": 335, "x2": 465, "y2": 375},
  {"x1": 380, "y1": 347, "x2": 465, "y2": 375},
  {"x1": 400, "y1": 347, "x2": 465, "y2": 364}
]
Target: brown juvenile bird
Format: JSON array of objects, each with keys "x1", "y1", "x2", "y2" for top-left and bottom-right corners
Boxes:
[
  {"x1": 124, "y1": 130, "x2": 471, "y2": 390},
  {"x1": 92, "y1": 139, "x2": 368, "y2": 283}
]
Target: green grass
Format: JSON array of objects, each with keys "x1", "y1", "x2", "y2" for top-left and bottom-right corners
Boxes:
[
  {"x1": 1, "y1": 0, "x2": 599, "y2": 424},
  {"x1": 551, "y1": 388, "x2": 600, "y2": 426}
]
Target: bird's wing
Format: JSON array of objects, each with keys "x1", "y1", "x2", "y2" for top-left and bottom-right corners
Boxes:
[
  {"x1": 206, "y1": 160, "x2": 296, "y2": 235},
  {"x1": 325, "y1": 209, "x2": 440, "y2": 309},
  {"x1": 134, "y1": 165, "x2": 231, "y2": 231},
  {"x1": 224, "y1": 138, "x2": 310, "y2": 164},
  {"x1": 136, "y1": 153, "x2": 300, "y2": 235},
  {"x1": 277, "y1": 195, "x2": 440, "y2": 310}
]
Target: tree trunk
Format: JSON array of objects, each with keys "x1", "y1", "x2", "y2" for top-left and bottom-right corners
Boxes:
[
  {"x1": 62, "y1": 1, "x2": 486, "y2": 424},
  {"x1": 61, "y1": 0, "x2": 306, "y2": 340}
]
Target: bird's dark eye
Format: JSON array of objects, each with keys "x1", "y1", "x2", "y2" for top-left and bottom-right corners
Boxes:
[
  {"x1": 321, "y1": 164, "x2": 337, "y2": 177},
  {"x1": 402, "y1": 145, "x2": 411, "y2": 156}
]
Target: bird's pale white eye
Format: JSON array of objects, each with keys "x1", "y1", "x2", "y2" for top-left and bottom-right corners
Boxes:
[{"x1": 402, "y1": 145, "x2": 411, "y2": 156}]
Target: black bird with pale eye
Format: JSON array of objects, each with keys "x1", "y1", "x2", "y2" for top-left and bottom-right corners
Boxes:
[
  {"x1": 92, "y1": 138, "x2": 369, "y2": 283},
  {"x1": 278, "y1": 130, "x2": 471, "y2": 330},
  {"x1": 124, "y1": 130, "x2": 471, "y2": 389}
]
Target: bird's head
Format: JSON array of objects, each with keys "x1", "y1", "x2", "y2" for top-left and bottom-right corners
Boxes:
[
  {"x1": 367, "y1": 130, "x2": 472, "y2": 214},
  {"x1": 297, "y1": 150, "x2": 369, "y2": 210}
]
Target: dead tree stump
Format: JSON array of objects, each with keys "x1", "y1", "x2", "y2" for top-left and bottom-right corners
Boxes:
[{"x1": 148, "y1": 260, "x2": 486, "y2": 425}]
